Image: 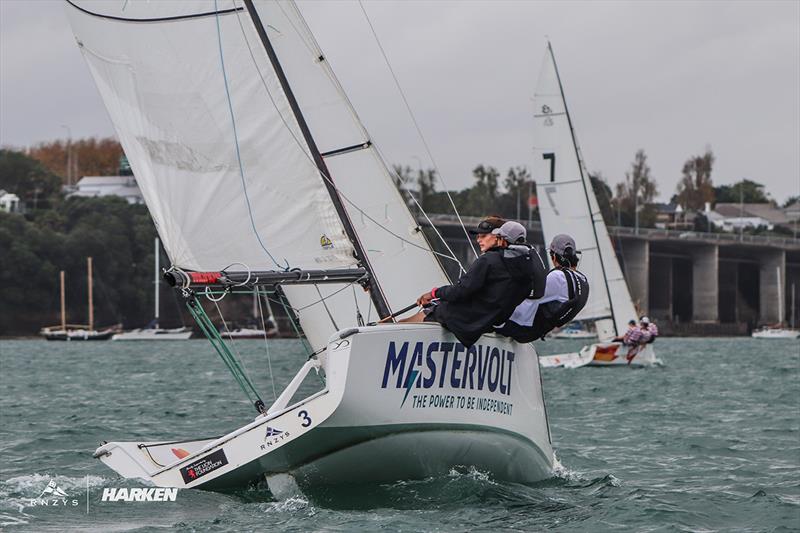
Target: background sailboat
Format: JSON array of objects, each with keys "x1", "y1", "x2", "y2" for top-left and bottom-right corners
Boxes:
[
  {"x1": 112, "y1": 238, "x2": 192, "y2": 340},
  {"x1": 40, "y1": 257, "x2": 119, "y2": 341},
  {"x1": 531, "y1": 42, "x2": 660, "y2": 367},
  {"x1": 67, "y1": 0, "x2": 554, "y2": 489},
  {"x1": 752, "y1": 268, "x2": 799, "y2": 339}
]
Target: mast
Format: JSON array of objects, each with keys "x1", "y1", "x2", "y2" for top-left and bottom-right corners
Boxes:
[
  {"x1": 87, "y1": 256, "x2": 94, "y2": 331},
  {"x1": 60, "y1": 270, "x2": 66, "y2": 331},
  {"x1": 776, "y1": 266, "x2": 783, "y2": 326},
  {"x1": 547, "y1": 41, "x2": 618, "y2": 335},
  {"x1": 242, "y1": 0, "x2": 391, "y2": 320},
  {"x1": 792, "y1": 283, "x2": 796, "y2": 329},
  {"x1": 154, "y1": 237, "x2": 160, "y2": 328}
]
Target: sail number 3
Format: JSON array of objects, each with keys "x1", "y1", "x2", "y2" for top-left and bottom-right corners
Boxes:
[{"x1": 298, "y1": 410, "x2": 312, "y2": 427}]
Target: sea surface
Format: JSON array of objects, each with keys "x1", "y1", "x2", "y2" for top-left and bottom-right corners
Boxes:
[{"x1": 1, "y1": 337, "x2": 798, "y2": 532}]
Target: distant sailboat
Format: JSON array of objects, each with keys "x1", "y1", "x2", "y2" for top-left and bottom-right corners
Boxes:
[
  {"x1": 531, "y1": 42, "x2": 660, "y2": 367},
  {"x1": 219, "y1": 290, "x2": 279, "y2": 340},
  {"x1": 40, "y1": 257, "x2": 119, "y2": 341},
  {"x1": 752, "y1": 269, "x2": 799, "y2": 339},
  {"x1": 113, "y1": 238, "x2": 192, "y2": 340}
]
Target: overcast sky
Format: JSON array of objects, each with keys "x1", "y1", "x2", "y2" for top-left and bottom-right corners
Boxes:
[{"x1": 1, "y1": 0, "x2": 798, "y2": 204}]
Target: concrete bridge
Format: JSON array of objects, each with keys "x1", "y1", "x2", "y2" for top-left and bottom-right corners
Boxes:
[{"x1": 420, "y1": 214, "x2": 800, "y2": 334}]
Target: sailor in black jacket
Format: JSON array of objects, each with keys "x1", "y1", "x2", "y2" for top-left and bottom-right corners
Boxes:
[{"x1": 408, "y1": 219, "x2": 536, "y2": 347}]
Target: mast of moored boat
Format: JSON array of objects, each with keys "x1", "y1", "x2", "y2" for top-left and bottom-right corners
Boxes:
[
  {"x1": 60, "y1": 270, "x2": 66, "y2": 331},
  {"x1": 154, "y1": 237, "x2": 160, "y2": 329},
  {"x1": 87, "y1": 256, "x2": 94, "y2": 331},
  {"x1": 792, "y1": 283, "x2": 796, "y2": 329}
]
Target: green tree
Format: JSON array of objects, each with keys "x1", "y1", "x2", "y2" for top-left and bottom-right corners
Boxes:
[
  {"x1": 614, "y1": 149, "x2": 658, "y2": 228},
  {"x1": 714, "y1": 179, "x2": 769, "y2": 204},
  {"x1": 0, "y1": 149, "x2": 62, "y2": 210},
  {"x1": 502, "y1": 166, "x2": 531, "y2": 221},
  {"x1": 675, "y1": 149, "x2": 715, "y2": 210},
  {"x1": 590, "y1": 173, "x2": 615, "y2": 226}
]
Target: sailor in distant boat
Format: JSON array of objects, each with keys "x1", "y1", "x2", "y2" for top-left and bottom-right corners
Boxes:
[
  {"x1": 495, "y1": 234, "x2": 589, "y2": 343},
  {"x1": 401, "y1": 217, "x2": 536, "y2": 348},
  {"x1": 640, "y1": 316, "x2": 658, "y2": 343}
]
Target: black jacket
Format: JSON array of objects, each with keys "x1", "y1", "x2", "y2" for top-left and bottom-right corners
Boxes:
[{"x1": 432, "y1": 246, "x2": 535, "y2": 347}]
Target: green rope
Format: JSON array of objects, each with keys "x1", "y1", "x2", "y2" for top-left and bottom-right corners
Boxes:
[{"x1": 186, "y1": 297, "x2": 264, "y2": 409}]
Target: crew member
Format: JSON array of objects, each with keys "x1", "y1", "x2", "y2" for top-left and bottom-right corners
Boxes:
[
  {"x1": 495, "y1": 234, "x2": 589, "y2": 342},
  {"x1": 641, "y1": 316, "x2": 658, "y2": 343},
  {"x1": 402, "y1": 216, "x2": 536, "y2": 347}
]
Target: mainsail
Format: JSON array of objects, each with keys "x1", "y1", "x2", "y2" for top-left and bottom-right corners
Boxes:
[
  {"x1": 532, "y1": 43, "x2": 638, "y2": 337},
  {"x1": 65, "y1": 0, "x2": 450, "y2": 350}
]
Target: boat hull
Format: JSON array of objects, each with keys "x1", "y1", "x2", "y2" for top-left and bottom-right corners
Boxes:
[
  {"x1": 112, "y1": 328, "x2": 192, "y2": 341},
  {"x1": 751, "y1": 329, "x2": 800, "y2": 339},
  {"x1": 94, "y1": 324, "x2": 554, "y2": 490}
]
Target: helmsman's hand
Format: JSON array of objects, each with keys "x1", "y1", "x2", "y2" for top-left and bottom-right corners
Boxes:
[{"x1": 417, "y1": 291, "x2": 434, "y2": 307}]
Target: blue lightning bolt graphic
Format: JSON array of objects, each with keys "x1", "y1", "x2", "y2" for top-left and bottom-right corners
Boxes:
[{"x1": 401, "y1": 369, "x2": 419, "y2": 407}]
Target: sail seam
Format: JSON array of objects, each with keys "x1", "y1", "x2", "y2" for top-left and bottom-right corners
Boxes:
[{"x1": 65, "y1": 1, "x2": 243, "y2": 23}]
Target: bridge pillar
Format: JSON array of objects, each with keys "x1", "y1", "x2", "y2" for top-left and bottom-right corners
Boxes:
[
  {"x1": 620, "y1": 239, "x2": 649, "y2": 315},
  {"x1": 759, "y1": 249, "x2": 786, "y2": 324},
  {"x1": 692, "y1": 244, "x2": 719, "y2": 322}
]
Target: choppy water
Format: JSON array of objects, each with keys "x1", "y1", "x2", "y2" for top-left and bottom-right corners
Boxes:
[{"x1": 1, "y1": 337, "x2": 798, "y2": 531}]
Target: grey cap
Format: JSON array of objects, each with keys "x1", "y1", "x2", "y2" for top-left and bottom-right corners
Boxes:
[
  {"x1": 549, "y1": 234, "x2": 577, "y2": 255},
  {"x1": 492, "y1": 221, "x2": 526, "y2": 243}
]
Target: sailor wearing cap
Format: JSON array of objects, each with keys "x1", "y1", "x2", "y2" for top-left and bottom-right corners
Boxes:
[
  {"x1": 495, "y1": 233, "x2": 589, "y2": 342},
  {"x1": 401, "y1": 216, "x2": 537, "y2": 348},
  {"x1": 640, "y1": 316, "x2": 658, "y2": 343}
]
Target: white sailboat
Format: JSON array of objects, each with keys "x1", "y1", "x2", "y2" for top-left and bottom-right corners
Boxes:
[
  {"x1": 752, "y1": 270, "x2": 799, "y2": 339},
  {"x1": 67, "y1": 0, "x2": 554, "y2": 490},
  {"x1": 531, "y1": 42, "x2": 660, "y2": 368},
  {"x1": 112, "y1": 237, "x2": 192, "y2": 340}
]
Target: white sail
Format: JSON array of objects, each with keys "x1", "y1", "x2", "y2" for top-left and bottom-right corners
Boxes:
[
  {"x1": 65, "y1": 0, "x2": 449, "y2": 350},
  {"x1": 531, "y1": 44, "x2": 638, "y2": 337}
]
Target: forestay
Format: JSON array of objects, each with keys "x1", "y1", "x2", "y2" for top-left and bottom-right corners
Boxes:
[
  {"x1": 65, "y1": 0, "x2": 450, "y2": 351},
  {"x1": 531, "y1": 44, "x2": 638, "y2": 337}
]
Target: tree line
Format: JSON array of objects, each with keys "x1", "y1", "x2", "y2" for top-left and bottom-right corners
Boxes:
[{"x1": 1, "y1": 138, "x2": 794, "y2": 334}]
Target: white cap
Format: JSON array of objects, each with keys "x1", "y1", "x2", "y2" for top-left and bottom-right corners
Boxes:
[
  {"x1": 640, "y1": 316, "x2": 650, "y2": 324},
  {"x1": 492, "y1": 221, "x2": 526, "y2": 243}
]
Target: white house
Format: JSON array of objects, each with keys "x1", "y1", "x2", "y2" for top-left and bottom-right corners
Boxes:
[
  {"x1": 0, "y1": 190, "x2": 22, "y2": 214},
  {"x1": 68, "y1": 176, "x2": 144, "y2": 205}
]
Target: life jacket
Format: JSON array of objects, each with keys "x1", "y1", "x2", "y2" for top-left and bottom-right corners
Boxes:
[
  {"x1": 535, "y1": 267, "x2": 590, "y2": 337},
  {"x1": 495, "y1": 267, "x2": 589, "y2": 343},
  {"x1": 505, "y1": 245, "x2": 548, "y2": 299}
]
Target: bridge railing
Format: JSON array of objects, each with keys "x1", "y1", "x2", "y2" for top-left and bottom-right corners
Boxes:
[{"x1": 422, "y1": 214, "x2": 800, "y2": 249}]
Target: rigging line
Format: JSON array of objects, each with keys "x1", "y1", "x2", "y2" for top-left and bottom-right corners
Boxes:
[
  {"x1": 356, "y1": 0, "x2": 478, "y2": 260},
  {"x1": 214, "y1": 1, "x2": 283, "y2": 270},
  {"x1": 212, "y1": 297, "x2": 260, "y2": 398},
  {"x1": 375, "y1": 143, "x2": 466, "y2": 274},
  {"x1": 230, "y1": 6, "x2": 464, "y2": 268},
  {"x1": 351, "y1": 285, "x2": 364, "y2": 326},
  {"x1": 255, "y1": 287, "x2": 277, "y2": 402},
  {"x1": 314, "y1": 285, "x2": 339, "y2": 330}
]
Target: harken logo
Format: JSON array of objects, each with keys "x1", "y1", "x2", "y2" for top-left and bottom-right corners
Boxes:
[
  {"x1": 101, "y1": 487, "x2": 178, "y2": 502},
  {"x1": 29, "y1": 478, "x2": 79, "y2": 507}
]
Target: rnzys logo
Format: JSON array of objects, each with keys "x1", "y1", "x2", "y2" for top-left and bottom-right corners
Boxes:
[
  {"x1": 320, "y1": 234, "x2": 334, "y2": 249},
  {"x1": 29, "y1": 479, "x2": 79, "y2": 507},
  {"x1": 261, "y1": 426, "x2": 290, "y2": 450}
]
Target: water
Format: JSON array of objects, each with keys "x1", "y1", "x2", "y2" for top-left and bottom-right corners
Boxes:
[{"x1": 1, "y1": 337, "x2": 798, "y2": 531}]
